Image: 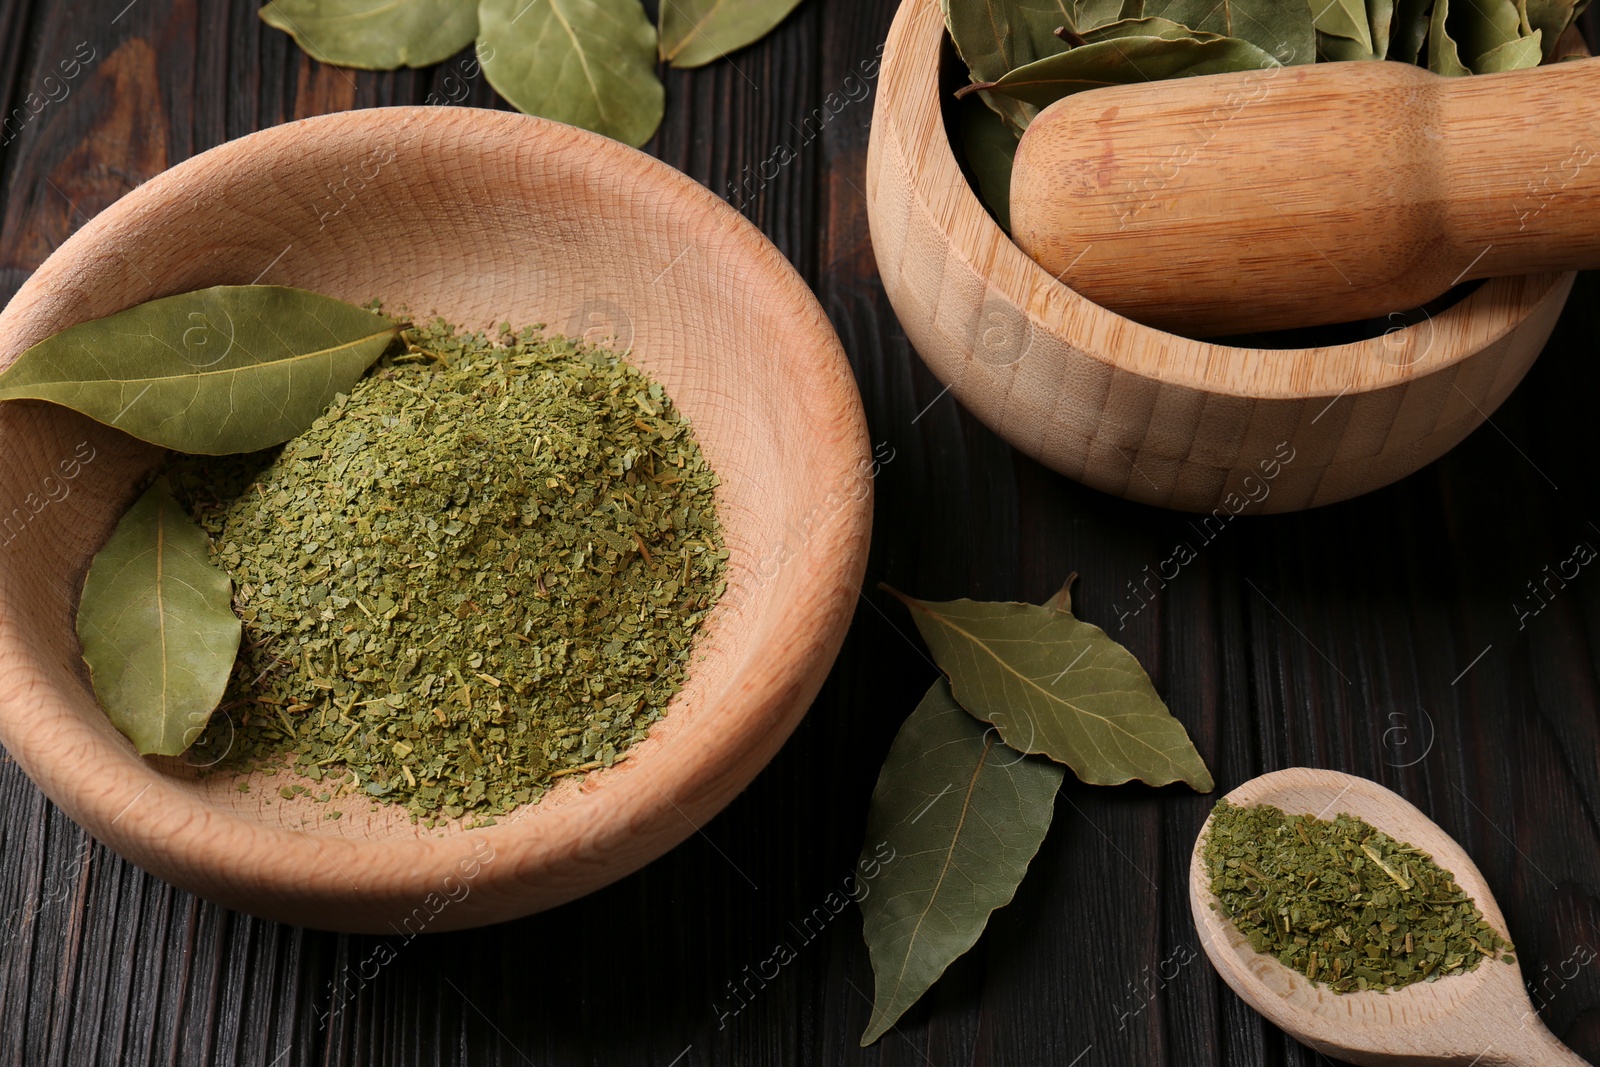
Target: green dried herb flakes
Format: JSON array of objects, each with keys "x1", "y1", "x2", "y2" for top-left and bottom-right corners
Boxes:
[
  {"x1": 169, "y1": 319, "x2": 725, "y2": 823},
  {"x1": 1202, "y1": 800, "x2": 1513, "y2": 993}
]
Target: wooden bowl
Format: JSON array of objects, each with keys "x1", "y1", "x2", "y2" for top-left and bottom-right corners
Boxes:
[
  {"x1": 866, "y1": 0, "x2": 1574, "y2": 513},
  {"x1": 0, "y1": 107, "x2": 872, "y2": 932}
]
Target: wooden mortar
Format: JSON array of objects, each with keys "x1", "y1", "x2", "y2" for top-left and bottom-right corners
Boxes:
[{"x1": 865, "y1": 0, "x2": 1574, "y2": 513}]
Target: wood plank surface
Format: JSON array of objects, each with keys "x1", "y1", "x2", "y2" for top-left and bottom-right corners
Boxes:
[{"x1": 0, "y1": 1, "x2": 1597, "y2": 1064}]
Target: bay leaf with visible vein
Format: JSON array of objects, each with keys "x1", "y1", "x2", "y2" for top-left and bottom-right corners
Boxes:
[
  {"x1": 1312, "y1": 29, "x2": 1376, "y2": 59},
  {"x1": 1041, "y1": 573, "x2": 1074, "y2": 614},
  {"x1": 1524, "y1": 0, "x2": 1578, "y2": 58},
  {"x1": 1474, "y1": 30, "x2": 1543, "y2": 69},
  {"x1": 1428, "y1": 0, "x2": 1472, "y2": 73},
  {"x1": 1451, "y1": 0, "x2": 1537, "y2": 70},
  {"x1": 660, "y1": 0, "x2": 805, "y2": 68},
  {"x1": 858, "y1": 677, "x2": 1063, "y2": 1046},
  {"x1": 969, "y1": 34, "x2": 1279, "y2": 112},
  {"x1": 1071, "y1": 0, "x2": 1145, "y2": 30},
  {"x1": 1311, "y1": 0, "x2": 1373, "y2": 50},
  {"x1": 944, "y1": 0, "x2": 1074, "y2": 81},
  {"x1": 885, "y1": 586, "x2": 1213, "y2": 791},
  {"x1": 258, "y1": 0, "x2": 478, "y2": 69},
  {"x1": 1369, "y1": 0, "x2": 1396, "y2": 56},
  {"x1": 955, "y1": 95, "x2": 1019, "y2": 232},
  {"x1": 1316, "y1": 0, "x2": 1394, "y2": 61},
  {"x1": 1317, "y1": 30, "x2": 1376, "y2": 60},
  {"x1": 0, "y1": 286, "x2": 399, "y2": 455},
  {"x1": 942, "y1": 0, "x2": 1076, "y2": 129},
  {"x1": 77, "y1": 478, "x2": 241, "y2": 757},
  {"x1": 478, "y1": 0, "x2": 663, "y2": 147},
  {"x1": 1144, "y1": 0, "x2": 1315, "y2": 62},
  {"x1": 1081, "y1": 15, "x2": 1229, "y2": 41}
]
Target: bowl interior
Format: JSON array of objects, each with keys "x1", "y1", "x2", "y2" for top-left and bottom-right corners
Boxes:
[{"x1": 0, "y1": 108, "x2": 869, "y2": 919}]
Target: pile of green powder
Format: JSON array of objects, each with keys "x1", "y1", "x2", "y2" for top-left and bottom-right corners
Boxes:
[
  {"x1": 168, "y1": 318, "x2": 726, "y2": 825},
  {"x1": 1202, "y1": 800, "x2": 1514, "y2": 993}
]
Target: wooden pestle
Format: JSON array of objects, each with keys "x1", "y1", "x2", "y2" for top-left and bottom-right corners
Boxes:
[{"x1": 1008, "y1": 57, "x2": 1600, "y2": 337}]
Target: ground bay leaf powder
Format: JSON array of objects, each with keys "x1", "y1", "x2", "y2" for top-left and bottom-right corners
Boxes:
[
  {"x1": 169, "y1": 319, "x2": 726, "y2": 825},
  {"x1": 1203, "y1": 800, "x2": 1514, "y2": 993}
]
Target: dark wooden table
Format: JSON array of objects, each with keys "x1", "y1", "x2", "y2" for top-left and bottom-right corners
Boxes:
[{"x1": 2, "y1": 2, "x2": 1598, "y2": 1064}]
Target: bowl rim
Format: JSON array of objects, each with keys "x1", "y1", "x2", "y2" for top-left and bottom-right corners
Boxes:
[
  {"x1": 874, "y1": 0, "x2": 1572, "y2": 401},
  {"x1": 0, "y1": 106, "x2": 873, "y2": 929}
]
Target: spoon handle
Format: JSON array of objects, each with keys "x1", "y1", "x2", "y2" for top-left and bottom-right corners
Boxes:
[{"x1": 1485, "y1": 1021, "x2": 1592, "y2": 1066}]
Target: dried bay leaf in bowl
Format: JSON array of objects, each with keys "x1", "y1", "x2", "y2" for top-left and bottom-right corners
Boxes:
[
  {"x1": 77, "y1": 478, "x2": 241, "y2": 758},
  {"x1": 0, "y1": 285, "x2": 399, "y2": 455}
]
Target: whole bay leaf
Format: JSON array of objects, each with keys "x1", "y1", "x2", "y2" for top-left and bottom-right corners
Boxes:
[
  {"x1": 659, "y1": 0, "x2": 805, "y2": 68},
  {"x1": 77, "y1": 478, "x2": 241, "y2": 757},
  {"x1": 971, "y1": 34, "x2": 1279, "y2": 112},
  {"x1": 477, "y1": 0, "x2": 664, "y2": 148},
  {"x1": 1311, "y1": 0, "x2": 1374, "y2": 50},
  {"x1": 1388, "y1": 0, "x2": 1433, "y2": 61},
  {"x1": 1428, "y1": 0, "x2": 1472, "y2": 73},
  {"x1": 0, "y1": 286, "x2": 399, "y2": 455},
  {"x1": 955, "y1": 95, "x2": 1019, "y2": 232},
  {"x1": 258, "y1": 0, "x2": 478, "y2": 70},
  {"x1": 1524, "y1": 0, "x2": 1578, "y2": 58},
  {"x1": 886, "y1": 586, "x2": 1213, "y2": 791},
  {"x1": 858, "y1": 678, "x2": 1063, "y2": 1046},
  {"x1": 1144, "y1": 0, "x2": 1316, "y2": 63}
]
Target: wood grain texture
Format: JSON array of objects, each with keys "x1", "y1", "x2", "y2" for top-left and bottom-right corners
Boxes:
[
  {"x1": 1011, "y1": 57, "x2": 1600, "y2": 336},
  {"x1": 0, "y1": 1, "x2": 1594, "y2": 1066},
  {"x1": 1192, "y1": 769, "x2": 1586, "y2": 1065},
  {"x1": 867, "y1": 0, "x2": 1576, "y2": 514}
]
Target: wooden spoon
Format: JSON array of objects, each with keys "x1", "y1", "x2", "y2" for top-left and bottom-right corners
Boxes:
[
  {"x1": 1189, "y1": 768, "x2": 1589, "y2": 1066},
  {"x1": 1010, "y1": 58, "x2": 1600, "y2": 337}
]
